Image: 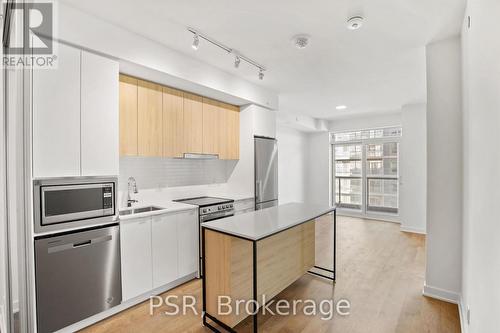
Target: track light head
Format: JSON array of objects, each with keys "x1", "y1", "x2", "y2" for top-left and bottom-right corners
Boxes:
[
  {"x1": 192, "y1": 34, "x2": 200, "y2": 50},
  {"x1": 258, "y1": 69, "x2": 264, "y2": 80},
  {"x1": 234, "y1": 55, "x2": 241, "y2": 68}
]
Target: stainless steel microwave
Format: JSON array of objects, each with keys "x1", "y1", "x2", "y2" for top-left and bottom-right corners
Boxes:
[{"x1": 34, "y1": 177, "x2": 118, "y2": 234}]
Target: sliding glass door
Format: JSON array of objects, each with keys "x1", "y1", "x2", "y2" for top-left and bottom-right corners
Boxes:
[
  {"x1": 334, "y1": 144, "x2": 362, "y2": 210},
  {"x1": 366, "y1": 142, "x2": 399, "y2": 214},
  {"x1": 332, "y1": 128, "x2": 401, "y2": 217}
]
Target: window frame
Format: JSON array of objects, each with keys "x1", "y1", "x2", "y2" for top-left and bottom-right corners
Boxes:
[{"x1": 331, "y1": 127, "x2": 401, "y2": 219}]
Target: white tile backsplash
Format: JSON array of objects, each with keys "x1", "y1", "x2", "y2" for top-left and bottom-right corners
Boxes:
[{"x1": 119, "y1": 157, "x2": 237, "y2": 192}]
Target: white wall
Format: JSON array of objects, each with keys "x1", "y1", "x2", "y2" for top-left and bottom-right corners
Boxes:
[
  {"x1": 55, "y1": 2, "x2": 278, "y2": 110},
  {"x1": 0, "y1": 36, "x2": 7, "y2": 333},
  {"x1": 329, "y1": 111, "x2": 402, "y2": 132},
  {"x1": 305, "y1": 132, "x2": 332, "y2": 206},
  {"x1": 276, "y1": 126, "x2": 308, "y2": 204},
  {"x1": 461, "y1": 0, "x2": 500, "y2": 331},
  {"x1": 400, "y1": 104, "x2": 427, "y2": 234},
  {"x1": 424, "y1": 36, "x2": 463, "y2": 303}
]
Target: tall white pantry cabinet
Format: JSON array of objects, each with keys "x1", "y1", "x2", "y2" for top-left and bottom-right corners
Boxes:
[{"x1": 32, "y1": 42, "x2": 119, "y2": 178}]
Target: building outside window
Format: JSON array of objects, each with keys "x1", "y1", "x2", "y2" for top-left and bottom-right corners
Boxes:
[{"x1": 332, "y1": 127, "x2": 401, "y2": 216}]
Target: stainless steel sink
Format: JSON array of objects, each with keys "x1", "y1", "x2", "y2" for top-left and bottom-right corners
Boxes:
[{"x1": 119, "y1": 206, "x2": 164, "y2": 216}]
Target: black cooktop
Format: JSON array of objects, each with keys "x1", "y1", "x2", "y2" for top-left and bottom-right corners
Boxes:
[{"x1": 173, "y1": 196, "x2": 233, "y2": 207}]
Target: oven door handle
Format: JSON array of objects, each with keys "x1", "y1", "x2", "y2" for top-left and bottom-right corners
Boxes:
[{"x1": 200, "y1": 211, "x2": 235, "y2": 223}]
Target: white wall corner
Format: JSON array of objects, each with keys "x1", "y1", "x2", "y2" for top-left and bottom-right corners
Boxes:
[{"x1": 422, "y1": 282, "x2": 461, "y2": 304}]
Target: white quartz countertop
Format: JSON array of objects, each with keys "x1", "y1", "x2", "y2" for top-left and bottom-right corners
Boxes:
[
  {"x1": 202, "y1": 203, "x2": 336, "y2": 241},
  {"x1": 118, "y1": 201, "x2": 197, "y2": 221}
]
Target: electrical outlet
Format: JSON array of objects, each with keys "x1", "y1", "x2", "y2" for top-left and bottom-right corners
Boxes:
[{"x1": 467, "y1": 306, "x2": 471, "y2": 325}]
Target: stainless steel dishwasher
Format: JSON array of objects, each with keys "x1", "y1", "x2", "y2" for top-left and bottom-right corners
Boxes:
[{"x1": 35, "y1": 224, "x2": 122, "y2": 333}]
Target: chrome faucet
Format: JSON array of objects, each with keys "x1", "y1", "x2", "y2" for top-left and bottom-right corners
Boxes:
[{"x1": 127, "y1": 177, "x2": 138, "y2": 207}]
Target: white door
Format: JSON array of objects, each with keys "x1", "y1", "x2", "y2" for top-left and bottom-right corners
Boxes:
[
  {"x1": 177, "y1": 209, "x2": 198, "y2": 277},
  {"x1": 81, "y1": 51, "x2": 119, "y2": 176},
  {"x1": 32, "y1": 42, "x2": 81, "y2": 178},
  {"x1": 120, "y1": 217, "x2": 153, "y2": 301},
  {"x1": 151, "y1": 214, "x2": 178, "y2": 288}
]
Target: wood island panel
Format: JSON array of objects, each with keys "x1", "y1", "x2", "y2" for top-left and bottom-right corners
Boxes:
[
  {"x1": 205, "y1": 229, "x2": 253, "y2": 327},
  {"x1": 204, "y1": 220, "x2": 315, "y2": 328},
  {"x1": 257, "y1": 221, "x2": 315, "y2": 301}
]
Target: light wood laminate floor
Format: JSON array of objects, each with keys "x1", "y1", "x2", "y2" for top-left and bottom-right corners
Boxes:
[{"x1": 81, "y1": 215, "x2": 460, "y2": 333}]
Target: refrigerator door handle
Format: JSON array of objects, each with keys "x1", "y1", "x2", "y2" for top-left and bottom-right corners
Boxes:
[{"x1": 256, "y1": 180, "x2": 262, "y2": 202}]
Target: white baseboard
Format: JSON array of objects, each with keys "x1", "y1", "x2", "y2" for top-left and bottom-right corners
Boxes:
[
  {"x1": 459, "y1": 294, "x2": 468, "y2": 333},
  {"x1": 422, "y1": 283, "x2": 460, "y2": 304},
  {"x1": 337, "y1": 210, "x2": 401, "y2": 223},
  {"x1": 55, "y1": 272, "x2": 197, "y2": 333},
  {"x1": 400, "y1": 225, "x2": 427, "y2": 235}
]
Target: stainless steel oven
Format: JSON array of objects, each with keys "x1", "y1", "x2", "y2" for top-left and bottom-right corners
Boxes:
[{"x1": 34, "y1": 177, "x2": 118, "y2": 234}]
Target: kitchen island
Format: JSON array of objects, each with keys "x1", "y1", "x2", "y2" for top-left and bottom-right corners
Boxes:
[{"x1": 201, "y1": 203, "x2": 336, "y2": 333}]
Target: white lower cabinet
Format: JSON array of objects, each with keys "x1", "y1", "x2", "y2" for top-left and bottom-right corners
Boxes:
[
  {"x1": 120, "y1": 217, "x2": 153, "y2": 301},
  {"x1": 176, "y1": 210, "x2": 198, "y2": 276},
  {"x1": 120, "y1": 209, "x2": 198, "y2": 302},
  {"x1": 152, "y1": 214, "x2": 178, "y2": 288}
]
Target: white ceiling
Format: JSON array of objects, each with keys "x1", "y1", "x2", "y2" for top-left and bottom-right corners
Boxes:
[{"x1": 60, "y1": 0, "x2": 465, "y2": 119}]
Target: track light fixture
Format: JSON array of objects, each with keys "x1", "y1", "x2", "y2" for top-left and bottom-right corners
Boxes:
[
  {"x1": 187, "y1": 27, "x2": 266, "y2": 80},
  {"x1": 192, "y1": 34, "x2": 200, "y2": 50}
]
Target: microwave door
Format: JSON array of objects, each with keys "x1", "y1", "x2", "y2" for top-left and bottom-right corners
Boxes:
[{"x1": 41, "y1": 184, "x2": 113, "y2": 226}]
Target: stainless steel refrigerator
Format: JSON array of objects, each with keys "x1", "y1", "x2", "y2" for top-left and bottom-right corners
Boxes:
[{"x1": 254, "y1": 136, "x2": 278, "y2": 210}]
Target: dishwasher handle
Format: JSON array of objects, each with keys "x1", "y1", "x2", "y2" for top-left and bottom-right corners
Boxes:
[
  {"x1": 73, "y1": 240, "x2": 91, "y2": 248},
  {"x1": 48, "y1": 235, "x2": 113, "y2": 254}
]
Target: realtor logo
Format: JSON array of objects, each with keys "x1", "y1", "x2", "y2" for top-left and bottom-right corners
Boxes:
[{"x1": 3, "y1": 1, "x2": 57, "y2": 68}]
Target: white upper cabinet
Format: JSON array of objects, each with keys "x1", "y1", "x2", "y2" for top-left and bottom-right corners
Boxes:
[
  {"x1": 176, "y1": 209, "x2": 198, "y2": 277},
  {"x1": 33, "y1": 42, "x2": 81, "y2": 178},
  {"x1": 81, "y1": 51, "x2": 119, "y2": 176},
  {"x1": 32, "y1": 41, "x2": 119, "y2": 178},
  {"x1": 252, "y1": 105, "x2": 276, "y2": 139}
]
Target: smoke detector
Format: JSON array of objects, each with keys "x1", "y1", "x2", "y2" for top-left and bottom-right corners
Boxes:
[
  {"x1": 347, "y1": 16, "x2": 364, "y2": 30},
  {"x1": 291, "y1": 34, "x2": 311, "y2": 49}
]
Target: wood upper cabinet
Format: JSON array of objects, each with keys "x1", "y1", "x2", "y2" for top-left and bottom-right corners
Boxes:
[
  {"x1": 138, "y1": 80, "x2": 163, "y2": 156},
  {"x1": 183, "y1": 92, "x2": 203, "y2": 154},
  {"x1": 220, "y1": 102, "x2": 240, "y2": 160},
  {"x1": 202, "y1": 98, "x2": 220, "y2": 155},
  {"x1": 119, "y1": 75, "x2": 240, "y2": 159},
  {"x1": 162, "y1": 87, "x2": 184, "y2": 158},
  {"x1": 119, "y1": 75, "x2": 138, "y2": 156}
]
